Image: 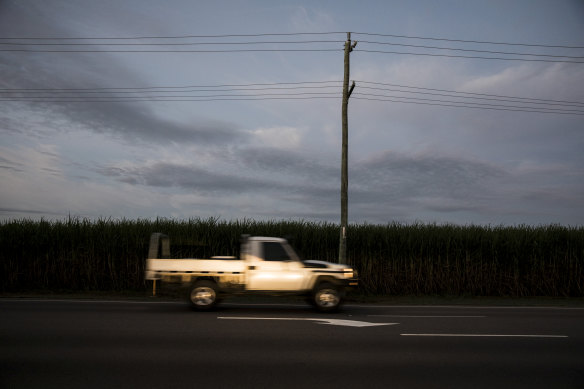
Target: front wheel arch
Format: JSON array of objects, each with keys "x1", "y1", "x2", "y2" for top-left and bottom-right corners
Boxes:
[{"x1": 312, "y1": 282, "x2": 343, "y2": 312}]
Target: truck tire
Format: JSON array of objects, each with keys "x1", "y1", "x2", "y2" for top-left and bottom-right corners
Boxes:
[
  {"x1": 189, "y1": 280, "x2": 219, "y2": 311},
  {"x1": 313, "y1": 283, "x2": 342, "y2": 312}
]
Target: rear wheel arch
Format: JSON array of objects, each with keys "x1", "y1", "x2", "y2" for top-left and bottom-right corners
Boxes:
[{"x1": 188, "y1": 279, "x2": 220, "y2": 311}]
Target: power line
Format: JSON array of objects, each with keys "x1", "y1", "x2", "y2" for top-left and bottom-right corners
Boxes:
[
  {"x1": 355, "y1": 49, "x2": 584, "y2": 63},
  {"x1": 0, "y1": 86, "x2": 341, "y2": 95},
  {"x1": 359, "y1": 40, "x2": 584, "y2": 60},
  {"x1": 0, "y1": 80, "x2": 342, "y2": 92},
  {"x1": 0, "y1": 32, "x2": 346, "y2": 40},
  {"x1": 356, "y1": 86, "x2": 584, "y2": 108},
  {"x1": 1, "y1": 31, "x2": 579, "y2": 49},
  {"x1": 5, "y1": 47, "x2": 576, "y2": 62},
  {"x1": 0, "y1": 48, "x2": 341, "y2": 53},
  {"x1": 2, "y1": 30, "x2": 579, "y2": 62},
  {"x1": 353, "y1": 95, "x2": 584, "y2": 115},
  {"x1": 0, "y1": 91, "x2": 341, "y2": 101},
  {"x1": 352, "y1": 32, "x2": 584, "y2": 49},
  {"x1": 0, "y1": 80, "x2": 344, "y2": 101},
  {"x1": 3, "y1": 77, "x2": 581, "y2": 115},
  {"x1": 7, "y1": 84, "x2": 581, "y2": 110},
  {"x1": 4, "y1": 38, "x2": 579, "y2": 61},
  {"x1": 0, "y1": 96, "x2": 341, "y2": 103},
  {"x1": 355, "y1": 80, "x2": 584, "y2": 106},
  {"x1": 4, "y1": 91, "x2": 582, "y2": 115},
  {"x1": 3, "y1": 77, "x2": 580, "y2": 115},
  {"x1": 353, "y1": 92, "x2": 584, "y2": 114},
  {"x1": 0, "y1": 40, "x2": 343, "y2": 47}
]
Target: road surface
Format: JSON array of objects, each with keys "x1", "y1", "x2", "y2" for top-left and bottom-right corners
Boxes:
[{"x1": 1, "y1": 298, "x2": 583, "y2": 388}]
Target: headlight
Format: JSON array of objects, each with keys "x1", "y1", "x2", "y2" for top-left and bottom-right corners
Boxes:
[{"x1": 343, "y1": 268, "x2": 354, "y2": 278}]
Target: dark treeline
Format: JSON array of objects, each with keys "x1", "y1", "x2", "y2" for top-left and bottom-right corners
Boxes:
[{"x1": 1, "y1": 218, "x2": 582, "y2": 297}]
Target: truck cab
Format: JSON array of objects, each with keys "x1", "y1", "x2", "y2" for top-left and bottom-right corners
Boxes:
[{"x1": 243, "y1": 237, "x2": 308, "y2": 291}]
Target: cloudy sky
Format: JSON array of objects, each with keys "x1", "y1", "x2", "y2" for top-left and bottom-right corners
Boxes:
[{"x1": 1, "y1": 0, "x2": 583, "y2": 226}]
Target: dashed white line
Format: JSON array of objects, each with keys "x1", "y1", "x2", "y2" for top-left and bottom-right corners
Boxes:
[
  {"x1": 400, "y1": 333, "x2": 568, "y2": 338},
  {"x1": 0, "y1": 298, "x2": 182, "y2": 305},
  {"x1": 369, "y1": 315, "x2": 486, "y2": 318}
]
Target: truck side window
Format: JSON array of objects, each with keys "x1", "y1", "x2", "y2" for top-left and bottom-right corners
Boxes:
[{"x1": 262, "y1": 242, "x2": 291, "y2": 261}]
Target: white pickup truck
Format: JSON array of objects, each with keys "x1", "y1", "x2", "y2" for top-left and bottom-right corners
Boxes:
[{"x1": 145, "y1": 233, "x2": 358, "y2": 312}]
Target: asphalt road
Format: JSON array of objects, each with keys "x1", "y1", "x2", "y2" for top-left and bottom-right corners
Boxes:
[{"x1": 1, "y1": 298, "x2": 583, "y2": 388}]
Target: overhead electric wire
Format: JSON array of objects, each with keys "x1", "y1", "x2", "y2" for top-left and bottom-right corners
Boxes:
[
  {"x1": 4, "y1": 89, "x2": 582, "y2": 115},
  {"x1": 0, "y1": 86, "x2": 341, "y2": 96},
  {"x1": 0, "y1": 40, "x2": 343, "y2": 46},
  {"x1": 353, "y1": 92, "x2": 584, "y2": 114},
  {"x1": 3, "y1": 46, "x2": 577, "y2": 63},
  {"x1": 4, "y1": 94, "x2": 580, "y2": 115},
  {"x1": 0, "y1": 48, "x2": 341, "y2": 53},
  {"x1": 1, "y1": 26, "x2": 581, "y2": 113},
  {"x1": 0, "y1": 81, "x2": 343, "y2": 94},
  {"x1": 353, "y1": 95, "x2": 584, "y2": 115},
  {"x1": 352, "y1": 32, "x2": 584, "y2": 49},
  {"x1": 356, "y1": 86, "x2": 584, "y2": 108},
  {"x1": 0, "y1": 80, "x2": 344, "y2": 102},
  {"x1": 2, "y1": 78, "x2": 582, "y2": 115},
  {"x1": 0, "y1": 91, "x2": 341, "y2": 101},
  {"x1": 0, "y1": 80, "x2": 342, "y2": 92},
  {"x1": 355, "y1": 80, "x2": 584, "y2": 106},
  {"x1": 358, "y1": 40, "x2": 584, "y2": 60},
  {"x1": 0, "y1": 96, "x2": 341, "y2": 103},
  {"x1": 0, "y1": 32, "x2": 346, "y2": 40},
  {"x1": 1, "y1": 31, "x2": 580, "y2": 49},
  {"x1": 6, "y1": 84, "x2": 581, "y2": 109},
  {"x1": 353, "y1": 80, "x2": 584, "y2": 114},
  {"x1": 4, "y1": 39, "x2": 579, "y2": 61},
  {"x1": 1, "y1": 31, "x2": 579, "y2": 64},
  {"x1": 355, "y1": 49, "x2": 584, "y2": 63}
]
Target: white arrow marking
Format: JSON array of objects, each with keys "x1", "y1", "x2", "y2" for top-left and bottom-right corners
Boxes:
[{"x1": 218, "y1": 316, "x2": 398, "y2": 327}]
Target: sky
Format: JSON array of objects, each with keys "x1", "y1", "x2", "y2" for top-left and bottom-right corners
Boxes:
[{"x1": 1, "y1": 0, "x2": 583, "y2": 226}]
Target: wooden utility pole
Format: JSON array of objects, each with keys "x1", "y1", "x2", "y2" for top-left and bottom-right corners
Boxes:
[{"x1": 339, "y1": 32, "x2": 356, "y2": 264}]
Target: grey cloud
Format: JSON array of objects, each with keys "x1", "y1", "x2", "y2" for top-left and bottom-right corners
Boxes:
[
  {"x1": 0, "y1": 207, "x2": 64, "y2": 217},
  {"x1": 352, "y1": 151, "x2": 504, "y2": 198},
  {"x1": 0, "y1": 156, "x2": 24, "y2": 173},
  {"x1": 102, "y1": 163, "x2": 282, "y2": 194},
  {"x1": 239, "y1": 146, "x2": 338, "y2": 181},
  {"x1": 0, "y1": 165, "x2": 23, "y2": 173},
  {"x1": 99, "y1": 151, "x2": 514, "y2": 223},
  {"x1": 0, "y1": 117, "x2": 24, "y2": 136},
  {"x1": 61, "y1": 102, "x2": 242, "y2": 145},
  {"x1": 0, "y1": 10, "x2": 242, "y2": 146},
  {"x1": 344, "y1": 152, "x2": 508, "y2": 221},
  {"x1": 1, "y1": 50, "x2": 243, "y2": 145},
  {"x1": 100, "y1": 158, "x2": 341, "y2": 213}
]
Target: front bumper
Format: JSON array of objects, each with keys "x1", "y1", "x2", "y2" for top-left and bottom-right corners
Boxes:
[{"x1": 337, "y1": 276, "x2": 359, "y2": 289}]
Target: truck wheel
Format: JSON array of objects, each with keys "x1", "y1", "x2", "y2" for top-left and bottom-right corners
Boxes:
[
  {"x1": 189, "y1": 281, "x2": 219, "y2": 311},
  {"x1": 313, "y1": 283, "x2": 342, "y2": 312}
]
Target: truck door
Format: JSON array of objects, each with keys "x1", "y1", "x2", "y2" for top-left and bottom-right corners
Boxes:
[{"x1": 246, "y1": 241, "x2": 306, "y2": 291}]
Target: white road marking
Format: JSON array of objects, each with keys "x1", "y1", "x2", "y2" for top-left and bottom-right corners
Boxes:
[
  {"x1": 346, "y1": 304, "x2": 584, "y2": 310},
  {"x1": 0, "y1": 298, "x2": 183, "y2": 305},
  {"x1": 401, "y1": 333, "x2": 568, "y2": 338},
  {"x1": 369, "y1": 315, "x2": 486, "y2": 318},
  {"x1": 218, "y1": 316, "x2": 398, "y2": 327}
]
